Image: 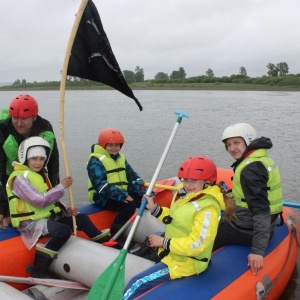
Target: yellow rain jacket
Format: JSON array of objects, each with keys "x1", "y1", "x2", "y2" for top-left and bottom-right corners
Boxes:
[{"x1": 157, "y1": 185, "x2": 225, "y2": 279}]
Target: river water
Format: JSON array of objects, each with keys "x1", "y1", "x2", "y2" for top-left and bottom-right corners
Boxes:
[{"x1": 1, "y1": 89, "x2": 299, "y2": 298}]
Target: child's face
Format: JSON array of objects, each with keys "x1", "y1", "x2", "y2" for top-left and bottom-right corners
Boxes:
[
  {"x1": 225, "y1": 137, "x2": 246, "y2": 160},
  {"x1": 105, "y1": 143, "x2": 121, "y2": 155},
  {"x1": 27, "y1": 156, "x2": 46, "y2": 172},
  {"x1": 182, "y1": 179, "x2": 205, "y2": 194}
]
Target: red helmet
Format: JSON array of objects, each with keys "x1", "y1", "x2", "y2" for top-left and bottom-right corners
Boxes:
[
  {"x1": 9, "y1": 94, "x2": 38, "y2": 118},
  {"x1": 177, "y1": 156, "x2": 217, "y2": 183},
  {"x1": 98, "y1": 128, "x2": 125, "y2": 148}
]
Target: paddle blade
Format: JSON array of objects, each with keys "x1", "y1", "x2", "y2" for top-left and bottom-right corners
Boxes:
[
  {"x1": 0, "y1": 275, "x2": 89, "y2": 290},
  {"x1": 87, "y1": 249, "x2": 127, "y2": 300}
]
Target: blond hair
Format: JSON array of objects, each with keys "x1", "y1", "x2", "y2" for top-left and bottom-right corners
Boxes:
[{"x1": 217, "y1": 183, "x2": 236, "y2": 221}]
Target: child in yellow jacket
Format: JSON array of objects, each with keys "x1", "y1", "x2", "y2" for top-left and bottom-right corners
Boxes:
[{"x1": 123, "y1": 156, "x2": 235, "y2": 300}]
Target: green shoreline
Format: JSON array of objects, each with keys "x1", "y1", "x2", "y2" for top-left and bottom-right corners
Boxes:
[
  {"x1": 131, "y1": 86, "x2": 300, "y2": 92},
  {"x1": 1, "y1": 87, "x2": 300, "y2": 92},
  {"x1": 1, "y1": 82, "x2": 300, "y2": 92}
]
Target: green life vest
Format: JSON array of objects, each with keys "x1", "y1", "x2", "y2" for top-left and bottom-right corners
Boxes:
[
  {"x1": 0, "y1": 108, "x2": 9, "y2": 122},
  {"x1": 6, "y1": 163, "x2": 61, "y2": 228},
  {"x1": 232, "y1": 149, "x2": 282, "y2": 214},
  {"x1": 87, "y1": 145, "x2": 128, "y2": 201},
  {"x1": 3, "y1": 130, "x2": 55, "y2": 176}
]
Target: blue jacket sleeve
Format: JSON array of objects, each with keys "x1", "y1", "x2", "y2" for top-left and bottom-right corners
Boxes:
[{"x1": 125, "y1": 160, "x2": 144, "y2": 195}]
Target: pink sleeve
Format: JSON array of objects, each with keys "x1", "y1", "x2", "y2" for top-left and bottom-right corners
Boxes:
[{"x1": 12, "y1": 176, "x2": 65, "y2": 208}]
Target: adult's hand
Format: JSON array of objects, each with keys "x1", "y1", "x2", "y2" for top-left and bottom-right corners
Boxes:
[{"x1": 248, "y1": 253, "x2": 263, "y2": 275}]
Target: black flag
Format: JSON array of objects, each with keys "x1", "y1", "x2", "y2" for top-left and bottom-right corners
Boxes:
[{"x1": 67, "y1": 0, "x2": 143, "y2": 111}]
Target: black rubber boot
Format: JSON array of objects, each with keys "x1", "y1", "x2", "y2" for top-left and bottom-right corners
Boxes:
[
  {"x1": 110, "y1": 223, "x2": 123, "y2": 236},
  {"x1": 131, "y1": 237, "x2": 151, "y2": 257},
  {"x1": 110, "y1": 223, "x2": 135, "y2": 249},
  {"x1": 144, "y1": 247, "x2": 160, "y2": 263},
  {"x1": 30, "y1": 248, "x2": 57, "y2": 278}
]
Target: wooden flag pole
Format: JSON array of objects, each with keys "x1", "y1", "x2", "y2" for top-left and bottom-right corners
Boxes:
[{"x1": 59, "y1": 0, "x2": 89, "y2": 235}]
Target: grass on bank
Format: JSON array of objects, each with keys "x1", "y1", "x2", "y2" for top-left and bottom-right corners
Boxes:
[
  {"x1": 0, "y1": 80, "x2": 300, "y2": 91},
  {"x1": 130, "y1": 82, "x2": 300, "y2": 91}
]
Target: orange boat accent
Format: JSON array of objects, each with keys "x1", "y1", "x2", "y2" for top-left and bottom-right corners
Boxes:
[
  {"x1": 217, "y1": 167, "x2": 233, "y2": 190},
  {"x1": 0, "y1": 235, "x2": 48, "y2": 290},
  {"x1": 211, "y1": 207, "x2": 300, "y2": 299}
]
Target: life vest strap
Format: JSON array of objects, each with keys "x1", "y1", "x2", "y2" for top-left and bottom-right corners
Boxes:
[
  {"x1": 106, "y1": 167, "x2": 126, "y2": 174},
  {"x1": 11, "y1": 211, "x2": 35, "y2": 218}
]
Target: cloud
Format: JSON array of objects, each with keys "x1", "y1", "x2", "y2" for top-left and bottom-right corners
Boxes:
[{"x1": 1, "y1": 0, "x2": 300, "y2": 83}]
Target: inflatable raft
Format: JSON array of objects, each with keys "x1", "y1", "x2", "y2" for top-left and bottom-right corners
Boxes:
[{"x1": 0, "y1": 170, "x2": 299, "y2": 300}]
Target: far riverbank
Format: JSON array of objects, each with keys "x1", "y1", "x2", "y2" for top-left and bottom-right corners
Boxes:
[
  {"x1": 1, "y1": 86, "x2": 300, "y2": 92},
  {"x1": 1, "y1": 81, "x2": 300, "y2": 92}
]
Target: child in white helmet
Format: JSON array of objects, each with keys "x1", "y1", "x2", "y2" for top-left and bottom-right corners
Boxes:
[{"x1": 6, "y1": 136, "x2": 110, "y2": 278}]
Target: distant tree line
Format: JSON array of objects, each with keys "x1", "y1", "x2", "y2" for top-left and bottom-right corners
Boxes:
[
  {"x1": 6, "y1": 61, "x2": 300, "y2": 89},
  {"x1": 134, "y1": 62, "x2": 299, "y2": 87},
  {"x1": 122, "y1": 66, "x2": 144, "y2": 84},
  {"x1": 120, "y1": 61, "x2": 298, "y2": 86},
  {"x1": 266, "y1": 62, "x2": 289, "y2": 76}
]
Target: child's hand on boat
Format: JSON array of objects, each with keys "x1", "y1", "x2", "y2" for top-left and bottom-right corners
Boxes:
[
  {"x1": 248, "y1": 253, "x2": 263, "y2": 275},
  {"x1": 61, "y1": 176, "x2": 73, "y2": 188},
  {"x1": 148, "y1": 234, "x2": 164, "y2": 248}
]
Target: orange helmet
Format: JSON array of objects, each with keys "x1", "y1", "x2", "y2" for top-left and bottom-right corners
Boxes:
[
  {"x1": 98, "y1": 128, "x2": 125, "y2": 148},
  {"x1": 9, "y1": 94, "x2": 38, "y2": 118},
  {"x1": 177, "y1": 156, "x2": 217, "y2": 183}
]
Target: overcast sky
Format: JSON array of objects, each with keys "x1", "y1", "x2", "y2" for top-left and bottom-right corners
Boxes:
[{"x1": 1, "y1": 0, "x2": 299, "y2": 83}]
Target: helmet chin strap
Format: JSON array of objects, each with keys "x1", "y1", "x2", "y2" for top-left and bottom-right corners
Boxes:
[{"x1": 203, "y1": 181, "x2": 211, "y2": 189}]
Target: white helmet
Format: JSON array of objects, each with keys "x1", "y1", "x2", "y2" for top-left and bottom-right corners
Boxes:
[
  {"x1": 18, "y1": 137, "x2": 51, "y2": 165},
  {"x1": 222, "y1": 123, "x2": 257, "y2": 146}
]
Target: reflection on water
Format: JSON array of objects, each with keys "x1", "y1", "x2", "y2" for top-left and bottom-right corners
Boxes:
[{"x1": 1, "y1": 89, "x2": 299, "y2": 298}]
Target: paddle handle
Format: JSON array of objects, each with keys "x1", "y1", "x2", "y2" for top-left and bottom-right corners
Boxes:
[
  {"x1": 123, "y1": 110, "x2": 188, "y2": 249},
  {"x1": 143, "y1": 182, "x2": 178, "y2": 191},
  {"x1": 132, "y1": 180, "x2": 179, "y2": 192},
  {"x1": 144, "y1": 110, "x2": 188, "y2": 197}
]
